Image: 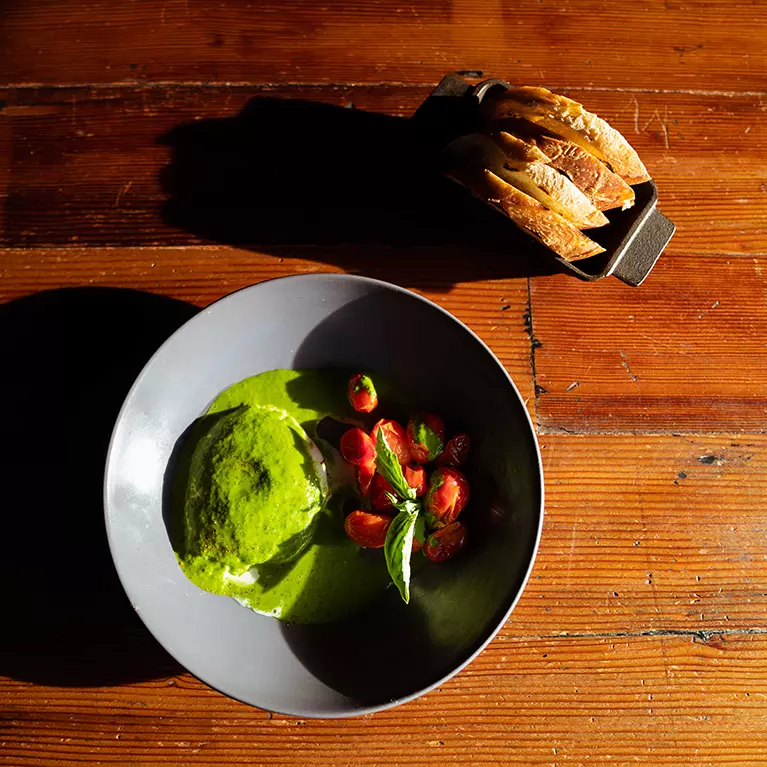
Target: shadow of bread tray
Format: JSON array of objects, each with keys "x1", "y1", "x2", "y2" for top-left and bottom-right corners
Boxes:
[{"x1": 411, "y1": 74, "x2": 675, "y2": 286}]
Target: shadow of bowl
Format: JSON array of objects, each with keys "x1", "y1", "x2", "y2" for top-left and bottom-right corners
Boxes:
[{"x1": 1, "y1": 288, "x2": 194, "y2": 686}]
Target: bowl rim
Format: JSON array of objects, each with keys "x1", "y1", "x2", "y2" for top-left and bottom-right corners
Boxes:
[{"x1": 103, "y1": 272, "x2": 544, "y2": 717}]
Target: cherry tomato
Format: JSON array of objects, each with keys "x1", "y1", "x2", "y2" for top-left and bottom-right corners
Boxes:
[
  {"x1": 435, "y1": 433, "x2": 471, "y2": 468},
  {"x1": 344, "y1": 510, "x2": 392, "y2": 548},
  {"x1": 425, "y1": 467, "x2": 469, "y2": 528},
  {"x1": 370, "y1": 473, "x2": 395, "y2": 512},
  {"x1": 348, "y1": 373, "x2": 378, "y2": 413},
  {"x1": 371, "y1": 419, "x2": 410, "y2": 465},
  {"x1": 424, "y1": 522, "x2": 467, "y2": 562},
  {"x1": 406, "y1": 413, "x2": 445, "y2": 463},
  {"x1": 412, "y1": 532, "x2": 424, "y2": 553},
  {"x1": 357, "y1": 460, "x2": 376, "y2": 495},
  {"x1": 404, "y1": 463, "x2": 427, "y2": 497},
  {"x1": 340, "y1": 428, "x2": 376, "y2": 466}
]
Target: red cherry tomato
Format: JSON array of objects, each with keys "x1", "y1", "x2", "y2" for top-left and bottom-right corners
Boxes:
[
  {"x1": 348, "y1": 373, "x2": 378, "y2": 413},
  {"x1": 340, "y1": 428, "x2": 376, "y2": 466},
  {"x1": 412, "y1": 532, "x2": 424, "y2": 553},
  {"x1": 344, "y1": 511, "x2": 392, "y2": 549},
  {"x1": 435, "y1": 433, "x2": 471, "y2": 468},
  {"x1": 425, "y1": 467, "x2": 469, "y2": 528},
  {"x1": 357, "y1": 460, "x2": 376, "y2": 495},
  {"x1": 424, "y1": 522, "x2": 467, "y2": 562},
  {"x1": 370, "y1": 473, "x2": 395, "y2": 512},
  {"x1": 371, "y1": 419, "x2": 410, "y2": 465},
  {"x1": 406, "y1": 413, "x2": 445, "y2": 463},
  {"x1": 404, "y1": 463, "x2": 427, "y2": 497}
]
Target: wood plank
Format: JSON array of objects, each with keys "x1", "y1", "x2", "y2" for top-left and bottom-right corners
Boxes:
[
  {"x1": 3, "y1": 632, "x2": 767, "y2": 765},
  {"x1": 1, "y1": 0, "x2": 766, "y2": 93},
  {"x1": 2, "y1": 239, "x2": 765, "y2": 641},
  {"x1": 510, "y1": 432, "x2": 767, "y2": 636},
  {"x1": 5, "y1": 253, "x2": 767, "y2": 633},
  {"x1": 1, "y1": 86, "x2": 765, "y2": 254},
  {"x1": 0, "y1": 245, "x2": 534, "y2": 413},
  {"x1": 4, "y1": 249, "x2": 767, "y2": 636},
  {"x1": 530, "y1": 252, "x2": 767, "y2": 434}
]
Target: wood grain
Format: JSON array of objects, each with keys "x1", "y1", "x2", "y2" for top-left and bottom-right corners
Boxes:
[
  {"x1": 1, "y1": 86, "x2": 765, "y2": 254},
  {"x1": 530, "y1": 252, "x2": 767, "y2": 434},
  {"x1": 3, "y1": 245, "x2": 767, "y2": 637},
  {"x1": 4, "y1": 632, "x2": 767, "y2": 765},
  {"x1": 0, "y1": 244, "x2": 535, "y2": 414},
  {"x1": 1, "y1": 0, "x2": 766, "y2": 93},
  {"x1": 512, "y1": 432, "x2": 767, "y2": 635},
  {"x1": 3, "y1": 1, "x2": 767, "y2": 763}
]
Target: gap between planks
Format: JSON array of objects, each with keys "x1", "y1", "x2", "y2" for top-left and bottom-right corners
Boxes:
[
  {"x1": 2, "y1": 81, "x2": 767, "y2": 98},
  {"x1": 501, "y1": 628, "x2": 767, "y2": 643},
  {"x1": 0, "y1": 245, "x2": 765, "y2": 260}
]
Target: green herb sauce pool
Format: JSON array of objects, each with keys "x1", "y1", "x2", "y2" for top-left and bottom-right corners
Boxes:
[{"x1": 172, "y1": 369, "x2": 390, "y2": 624}]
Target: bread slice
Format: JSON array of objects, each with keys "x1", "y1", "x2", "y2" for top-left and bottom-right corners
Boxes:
[
  {"x1": 473, "y1": 168, "x2": 605, "y2": 261},
  {"x1": 533, "y1": 136, "x2": 635, "y2": 211},
  {"x1": 483, "y1": 86, "x2": 650, "y2": 185},
  {"x1": 490, "y1": 131, "x2": 550, "y2": 167},
  {"x1": 509, "y1": 162, "x2": 609, "y2": 229},
  {"x1": 490, "y1": 119, "x2": 635, "y2": 210},
  {"x1": 444, "y1": 136, "x2": 605, "y2": 261},
  {"x1": 446, "y1": 133, "x2": 607, "y2": 230}
]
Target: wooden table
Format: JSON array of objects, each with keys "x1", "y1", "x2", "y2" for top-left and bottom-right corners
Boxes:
[{"x1": 2, "y1": 2, "x2": 767, "y2": 764}]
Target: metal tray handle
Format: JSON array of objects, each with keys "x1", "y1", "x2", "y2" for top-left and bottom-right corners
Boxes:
[{"x1": 611, "y1": 208, "x2": 676, "y2": 286}]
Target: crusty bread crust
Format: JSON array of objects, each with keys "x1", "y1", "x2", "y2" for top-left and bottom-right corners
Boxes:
[
  {"x1": 447, "y1": 133, "x2": 608, "y2": 231},
  {"x1": 532, "y1": 136, "x2": 635, "y2": 211},
  {"x1": 521, "y1": 162, "x2": 609, "y2": 229},
  {"x1": 446, "y1": 162, "x2": 605, "y2": 262},
  {"x1": 483, "y1": 86, "x2": 651, "y2": 185},
  {"x1": 490, "y1": 131, "x2": 550, "y2": 166}
]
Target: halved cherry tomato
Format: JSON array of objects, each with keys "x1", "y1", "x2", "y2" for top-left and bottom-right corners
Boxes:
[
  {"x1": 424, "y1": 521, "x2": 467, "y2": 562},
  {"x1": 357, "y1": 460, "x2": 376, "y2": 495},
  {"x1": 348, "y1": 373, "x2": 378, "y2": 413},
  {"x1": 425, "y1": 467, "x2": 469, "y2": 528},
  {"x1": 371, "y1": 419, "x2": 410, "y2": 465},
  {"x1": 404, "y1": 463, "x2": 427, "y2": 497},
  {"x1": 340, "y1": 428, "x2": 376, "y2": 466},
  {"x1": 406, "y1": 413, "x2": 445, "y2": 463},
  {"x1": 370, "y1": 473, "x2": 395, "y2": 512},
  {"x1": 344, "y1": 510, "x2": 392, "y2": 548},
  {"x1": 435, "y1": 433, "x2": 470, "y2": 468}
]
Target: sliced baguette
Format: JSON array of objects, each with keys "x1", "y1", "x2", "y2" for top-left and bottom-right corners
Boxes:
[
  {"x1": 446, "y1": 133, "x2": 607, "y2": 230},
  {"x1": 483, "y1": 86, "x2": 650, "y2": 185},
  {"x1": 490, "y1": 131, "x2": 550, "y2": 167},
  {"x1": 508, "y1": 162, "x2": 609, "y2": 229},
  {"x1": 475, "y1": 168, "x2": 605, "y2": 261},
  {"x1": 491, "y1": 118, "x2": 635, "y2": 210},
  {"x1": 444, "y1": 138, "x2": 605, "y2": 262},
  {"x1": 533, "y1": 135, "x2": 635, "y2": 211}
]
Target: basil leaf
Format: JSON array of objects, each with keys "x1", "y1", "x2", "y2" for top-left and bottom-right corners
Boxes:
[
  {"x1": 384, "y1": 492, "x2": 420, "y2": 516},
  {"x1": 413, "y1": 513, "x2": 426, "y2": 549},
  {"x1": 375, "y1": 428, "x2": 417, "y2": 501},
  {"x1": 384, "y1": 509, "x2": 419, "y2": 604}
]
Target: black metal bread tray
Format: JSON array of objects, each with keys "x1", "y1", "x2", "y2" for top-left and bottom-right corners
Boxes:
[{"x1": 411, "y1": 74, "x2": 675, "y2": 286}]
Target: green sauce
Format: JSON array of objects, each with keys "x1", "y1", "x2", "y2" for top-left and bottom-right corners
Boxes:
[
  {"x1": 183, "y1": 406, "x2": 325, "y2": 568},
  {"x1": 173, "y1": 369, "x2": 390, "y2": 624}
]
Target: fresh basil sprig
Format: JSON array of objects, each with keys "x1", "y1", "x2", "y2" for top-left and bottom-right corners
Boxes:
[
  {"x1": 375, "y1": 428, "x2": 421, "y2": 603},
  {"x1": 375, "y1": 428, "x2": 417, "y2": 501}
]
